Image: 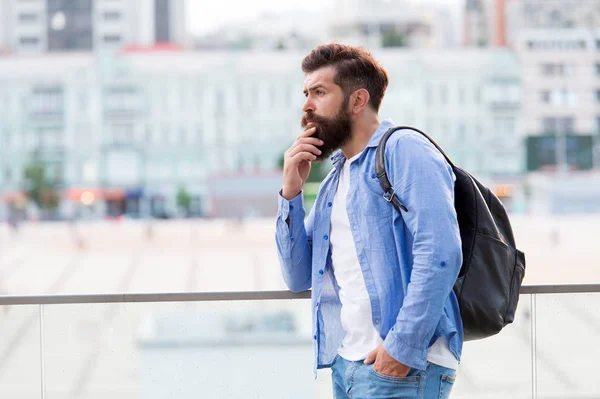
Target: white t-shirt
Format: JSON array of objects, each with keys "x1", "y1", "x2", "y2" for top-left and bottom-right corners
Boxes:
[{"x1": 330, "y1": 151, "x2": 458, "y2": 369}]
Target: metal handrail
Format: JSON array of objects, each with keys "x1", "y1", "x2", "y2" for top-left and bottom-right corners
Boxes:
[{"x1": 0, "y1": 284, "x2": 598, "y2": 305}]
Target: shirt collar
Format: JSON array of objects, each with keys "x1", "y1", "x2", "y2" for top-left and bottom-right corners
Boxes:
[
  {"x1": 366, "y1": 118, "x2": 395, "y2": 149},
  {"x1": 330, "y1": 118, "x2": 395, "y2": 171}
]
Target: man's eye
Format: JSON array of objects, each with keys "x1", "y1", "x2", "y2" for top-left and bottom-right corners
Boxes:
[{"x1": 316, "y1": 90, "x2": 324, "y2": 95}]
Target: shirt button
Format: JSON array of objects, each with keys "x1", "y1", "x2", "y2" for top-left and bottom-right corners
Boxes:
[
  {"x1": 290, "y1": 236, "x2": 294, "y2": 241},
  {"x1": 289, "y1": 205, "x2": 294, "y2": 210},
  {"x1": 318, "y1": 269, "x2": 324, "y2": 275},
  {"x1": 374, "y1": 319, "x2": 379, "y2": 325},
  {"x1": 440, "y1": 261, "x2": 446, "y2": 267},
  {"x1": 313, "y1": 335, "x2": 317, "y2": 340},
  {"x1": 323, "y1": 235, "x2": 328, "y2": 240},
  {"x1": 327, "y1": 202, "x2": 332, "y2": 207},
  {"x1": 371, "y1": 173, "x2": 377, "y2": 179}
]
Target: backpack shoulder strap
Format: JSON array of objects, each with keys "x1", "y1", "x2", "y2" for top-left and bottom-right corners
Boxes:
[{"x1": 375, "y1": 126, "x2": 456, "y2": 213}]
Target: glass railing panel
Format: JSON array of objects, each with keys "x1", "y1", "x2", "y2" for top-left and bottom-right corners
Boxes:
[
  {"x1": 452, "y1": 294, "x2": 533, "y2": 399},
  {"x1": 0, "y1": 304, "x2": 42, "y2": 399},
  {"x1": 533, "y1": 292, "x2": 600, "y2": 398},
  {"x1": 42, "y1": 299, "x2": 320, "y2": 399}
]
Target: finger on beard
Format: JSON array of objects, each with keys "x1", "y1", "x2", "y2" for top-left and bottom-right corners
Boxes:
[
  {"x1": 300, "y1": 126, "x2": 317, "y2": 138},
  {"x1": 290, "y1": 143, "x2": 321, "y2": 158},
  {"x1": 291, "y1": 152, "x2": 317, "y2": 163}
]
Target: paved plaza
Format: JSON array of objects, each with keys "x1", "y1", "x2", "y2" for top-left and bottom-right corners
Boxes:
[{"x1": 0, "y1": 216, "x2": 599, "y2": 398}]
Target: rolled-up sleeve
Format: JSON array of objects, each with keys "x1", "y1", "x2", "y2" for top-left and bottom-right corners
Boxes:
[
  {"x1": 275, "y1": 190, "x2": 314, "y2": 293},
  {"x1": 382, "y1": 132, "x2": 463, "y2": 370}
]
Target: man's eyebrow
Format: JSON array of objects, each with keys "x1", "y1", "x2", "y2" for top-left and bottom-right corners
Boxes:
[{"x1": 303, "y1": 84, "x2": 326, "y2": 95}]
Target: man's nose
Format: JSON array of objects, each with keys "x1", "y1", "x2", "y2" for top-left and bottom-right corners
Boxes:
[{"x1": 302, "y1": 98, "x2": 314, "y2": 113}]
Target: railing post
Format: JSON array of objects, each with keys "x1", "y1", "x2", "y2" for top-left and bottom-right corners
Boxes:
[
  {"x1": 39, "y1": 304, "x2": 46, "y2": 399},
  {"x1": 530, "y1": 294, "x2": 537, "y2": 399}
]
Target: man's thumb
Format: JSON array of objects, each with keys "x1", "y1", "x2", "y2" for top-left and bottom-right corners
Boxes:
[{"x1": 363, "y1": 349, "x2": 377, "y2": 364}]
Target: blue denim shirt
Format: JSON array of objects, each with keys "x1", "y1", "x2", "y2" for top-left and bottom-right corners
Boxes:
[{"x1": 275, "y1": 119, "x2": 463, "y2": 374}]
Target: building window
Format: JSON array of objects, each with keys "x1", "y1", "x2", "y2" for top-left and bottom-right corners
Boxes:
[
  {"x1": 597, "y1": 90, "x2": 600, "y2": 103},
  {"x1": 31, "y1": 86, "x2": 63, "y2": 115},
  {"x1": 270, "y1": 84, "x2": 277, "y2": 108},
  {"x1": 3, "y1": 130, "x2": 11, "y2": 149},
  {"x1": 457, "y1": 123, "x2": 466, "y2": 141},
  {"x1": 542, "y1": 117, "x2": 574, "y2": 133},
  {"x1": 424, "y1": 84, "x2": 432, "y2": 105},
  {"x1": 102, "y1": 11, "x2": 121, "y2": 21},
  {"x1": 155, "y1": 0, "x2": 171, "y2": 42},
  {"x1": 542, "y1": 89, "x2": 577, "y2": 106},
  {"x1": 458, "y1": 87, "x2": 465, "y2": 104},
  {"x1": 196, "y1": 85, "x2": 204, "y2": 109},
  {"x1": 541, "y1": 90, "x2": 551, "y2": 103},
  {"x1": 474, "y1": 87, "x2": 481, "y2": 104},
  {"x1": 47, "y1": 0, "x2": 93, "y2": 51},
  {"x1": 541, "y1": 63, "x2": 553, "y2": 75},
  {"x1": 19, "y1": 36, "x2": 39, "y2": 45},
  {"x1": 215, "y1": 88, "x2": 224, "y2": 115},
  {"x1": 103, "y1": 35, "x2": 121, "y2": 43},
  {"x1": 541, "y1": 63, "x2": 574, "y2": 76},
  {"x1": 105, "y1": 86, "x2": 138, "y2": 111},
  {"x1": 439, "y1": 86, "x2": 447, "y2": 105},
  {"x1": 196, "y1": 126, "x2": 204, "y2": 146},
  {"x1": 18, "y1": 13, "x2": 38, "y2": 22}
]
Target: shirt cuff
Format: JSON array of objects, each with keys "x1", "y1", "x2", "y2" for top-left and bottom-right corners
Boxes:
[
  {"x1": 383, "y1": 330, "x2": 428, "y2": 370},
  {"x1": 278, "y1": 190, "x2": 303, "y2": 221}
]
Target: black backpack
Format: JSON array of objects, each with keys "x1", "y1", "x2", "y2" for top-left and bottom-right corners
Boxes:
[{"x1": 376, "y1": 126, "x2": 526, "y2": 341}]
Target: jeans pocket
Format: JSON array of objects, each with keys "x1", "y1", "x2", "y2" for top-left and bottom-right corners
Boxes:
[
  {"x1": 370, "y1": 366, "x2": 420, "y2": 384},
  {"x1": 438, "y1": 374, "x2": 456, "y2": 399}
]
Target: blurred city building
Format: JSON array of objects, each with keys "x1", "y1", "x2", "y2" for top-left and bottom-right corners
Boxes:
[
  {"x1": 464, "y1": 0, "x2": 600, "y2": 48},
  {"x1": 515, "y1": 29, "x2": 600, "y2": 173},
  {"x1": 0, "y1": 47, "x2": 523, "y2": 219},
  {"x1": 192, "y1": 0, "x2": 458, "y2": 51},
  {"x1": 193, "y1": 10, "x2": 329, "y2": 51},
  {"x1": 329, "y1": 0, "x2": 457, "y2": 49},
  {"x1": 0, "y1": 0, "x2": 188, "y2": 54}
]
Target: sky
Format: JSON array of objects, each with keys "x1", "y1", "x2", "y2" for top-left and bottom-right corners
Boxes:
[
  {"x1": 186, "y1": 0, "x2": 463, "y2": 36},
  {"x1": 186, "y1": 0, "x2": 332, "y2": 35}
]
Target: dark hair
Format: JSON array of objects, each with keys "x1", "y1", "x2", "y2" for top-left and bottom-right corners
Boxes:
[{"x1": 301, "y1": 43, "x2": 389, "y2": 112}]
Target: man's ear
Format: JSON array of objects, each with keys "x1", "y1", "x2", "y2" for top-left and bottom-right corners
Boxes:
[{"x1": 350, "y1": 88, "x2": 370, "y2": 114}]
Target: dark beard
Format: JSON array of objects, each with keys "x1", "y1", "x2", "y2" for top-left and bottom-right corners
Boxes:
[{"x1": 300, "y1": 98, "x2": 352, "y2": 162}]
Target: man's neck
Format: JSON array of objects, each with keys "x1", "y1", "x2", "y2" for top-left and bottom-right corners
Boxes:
[{"x1": 341, "y1": 116, "x2": 381, "y2": 159}]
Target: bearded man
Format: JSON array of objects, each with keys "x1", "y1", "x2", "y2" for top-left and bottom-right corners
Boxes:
[{"x1": 275, "y1": 43, "x2": 463, "y2": 399}]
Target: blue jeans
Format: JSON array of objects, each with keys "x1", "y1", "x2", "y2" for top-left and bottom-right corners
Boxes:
[{"x1": 331, "y1": 356, "x2": 456, "y2": 399}]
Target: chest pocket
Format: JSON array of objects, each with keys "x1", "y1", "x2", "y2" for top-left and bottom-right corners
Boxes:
[{"x1": 360, "y1": 171, "x2": 395, "y2": 220}]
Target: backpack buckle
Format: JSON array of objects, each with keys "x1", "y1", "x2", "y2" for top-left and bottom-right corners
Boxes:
[{"x1": 383, "y1": 190, "x2": 395, "y2": 203}]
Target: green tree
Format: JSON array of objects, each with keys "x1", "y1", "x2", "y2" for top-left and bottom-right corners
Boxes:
[
  {"x1": 176, "y1": 185, "x2": 192, "y2": 214},
  {"x1": 382, "y1": 30, "x2": 406, "y2": 48},
  {"x1": 275, "y1": 39, "x2": 286, "y2": 51},
  {"x1": 22, "y1": 159, "x2": 60, "y2": 210}
]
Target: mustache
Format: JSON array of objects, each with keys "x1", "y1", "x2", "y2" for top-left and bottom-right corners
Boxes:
[{"x1": 301, "y1": 113, "x2": 324, "y2": 129}]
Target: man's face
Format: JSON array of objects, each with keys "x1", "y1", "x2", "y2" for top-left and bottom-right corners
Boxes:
[{"x1": 301, "y1": 66, "x2": 352, "y2": 161}]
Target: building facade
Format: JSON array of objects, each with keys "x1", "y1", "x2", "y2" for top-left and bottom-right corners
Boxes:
[
  {"x1": 515, "y1": 29, "x2": 600, "y2": 173},
  {"x1": 0, "y1": 47, "x2": 523, "y2": 219},
  {"x1": 0, "y1": 0, "x2": 187, "y2": 54}
]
